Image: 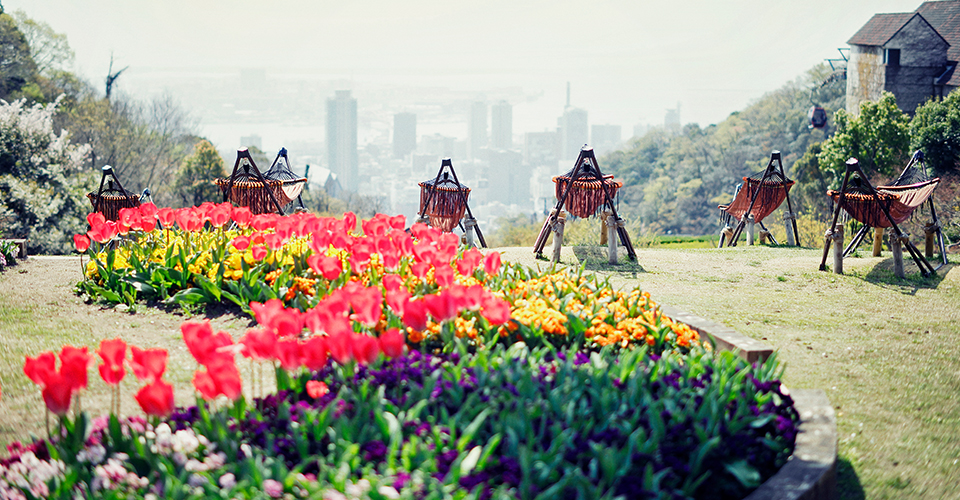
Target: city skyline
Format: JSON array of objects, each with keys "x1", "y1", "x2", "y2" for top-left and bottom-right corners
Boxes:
[{"x1": 6, "y1": 0, "x2": 923, "y2": 132}]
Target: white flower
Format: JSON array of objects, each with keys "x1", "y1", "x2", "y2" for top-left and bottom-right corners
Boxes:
[
  {"x1": 219, "y1": 473, "x2": 237, "y2": 489},
  {"x1": 377, "y1": 486, "x2": 400, "y2": 499}
]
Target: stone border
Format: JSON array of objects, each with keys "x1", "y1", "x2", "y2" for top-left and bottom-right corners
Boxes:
[{"x1": 660, "y1": 305, "x2": 838, "y2": 500}]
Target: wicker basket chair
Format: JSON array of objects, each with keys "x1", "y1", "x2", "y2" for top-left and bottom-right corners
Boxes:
[
  {"x1": 214, "y1": 148, "x2": 288, "y2": 215},
  {"x1": 87, "y1": 165, "x2": 140, "y2": 221}
]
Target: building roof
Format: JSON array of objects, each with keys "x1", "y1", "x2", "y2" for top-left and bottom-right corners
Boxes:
[
  {"x1": 848, "y1": 12, "x2": 914, "y2": 46},
  {"x1": 849, "y1": 2, "x2": 960, "y2": 85},
  {"x1": 917, "y1": 1, "x2": 960, "y2": 61}
]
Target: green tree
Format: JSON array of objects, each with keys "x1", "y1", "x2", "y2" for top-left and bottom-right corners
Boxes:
[
  {"x1": 174, "y1": 139, "x2": 226, "y2": 207},
  {"x1": 0, "y1": 12, "x2": 36, "y2": 100},
  {"x1": 818, "y1": 92, "x2": 911, "y2": 185},
  {"x1": 0, "y1": 97, "x2": 93, "y2": 254},
  {"x1": 10, "y1": 10, "x2": 73, "y2": 77},
  {"x1": 910, "y1": 90, "x2": 960, "y2": 176}
]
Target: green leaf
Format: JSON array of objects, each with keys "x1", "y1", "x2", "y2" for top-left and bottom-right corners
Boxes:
[{"x1": 723, "y1": 459, "x2": 762, "y2": 488}]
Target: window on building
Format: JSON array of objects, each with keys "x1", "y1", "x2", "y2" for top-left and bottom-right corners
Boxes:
[{"x1": 884, "y1": 49, "x2": 901, "y2": 66}]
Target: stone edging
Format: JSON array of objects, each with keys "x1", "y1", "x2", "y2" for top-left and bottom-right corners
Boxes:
[{"x1": 660, "y1": 305, "x2": 838, "y2": 500}]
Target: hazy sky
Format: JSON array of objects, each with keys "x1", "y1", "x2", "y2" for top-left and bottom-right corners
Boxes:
[{"x1": 7, "y1": 0, "x2": 923, "y2": 133}]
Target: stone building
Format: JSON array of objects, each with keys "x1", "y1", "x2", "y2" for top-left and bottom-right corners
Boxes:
[{"x1": 847, "y1": 1, "x2": 960, "y2": 115}]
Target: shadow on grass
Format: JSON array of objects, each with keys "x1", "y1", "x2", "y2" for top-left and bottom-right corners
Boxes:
[
  {"x1": 571, "y1": 246, "x2": 645, "y2": 275},
  {"x1": 855, "y1": 258, "x2": 952, "y2": 295},
  {"x1": 837, "y1": 456, "x2": 866, "y2": 500}
]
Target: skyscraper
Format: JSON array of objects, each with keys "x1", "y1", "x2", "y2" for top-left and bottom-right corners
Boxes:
[
  {"x1": 490, "y1": 100, "x2": 512, "y2": 150},
  {"x1": 467, "y1": 101, "x2": 487, "y2": 159},
  {"x1": 327, "y1": 90, "x2": 358, "y2": 192},
  {"x1": 393, "y1": 112, "x2": 417, "y2": 159}
]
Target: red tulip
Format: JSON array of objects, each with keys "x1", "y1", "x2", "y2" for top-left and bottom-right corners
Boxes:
[
  {"x1": 231, "y1": 206, "x2": 253, "y2": 229},
  {"x1": 87, "y1": 212, "x2": 106, "y2": 228},
  {"x1": 457, "y1": 248, "x2": 484, "y2": 276},
  {"x1": 381, "y1": 274, "x2": 403, "y2": 292},
  {"x1": 231, "y1": 235, "x2": 251, "y2": 251},
  {"x1": 379, "y1": 328, "x2": 405, "y2": 359},
  {"x1": 192, "y1": 369, "x2": 218, "y2": 400},
  {"x1": 386, "y1": 288, "x2": 411, "y2": 315},
  {"x1": 251, "y1": 245, "x2": 268, "y2": 262},
  {"x1": 119, "y1": 207, "x2": 142, "y2": 232},
  {"x1": 307, "y1": 254, "x2": 343, "y2": 281},
  {"x1": 480, "y1": 295, "x2": 512, "y2": 325},
  {"x1": 73, "y1": 234, "x2": 91, "y2": 253},
  {"x1": 410, "y1": 261, "x2": 431, "y2": 280},
  {"x1": 135, "y1": 379, "x2": 175, "y2": 417},
  {"x1": 306, "y1": 380, "x2": 329, "y2": 399},
  {"x1": 130, "y1": 346, "x2": 167, "y2": 381},
  {"x1": 193, "y1": 359, "x2": 242, "y2": 401},
  {"x1": 342, "y1": 212, "x2": 357, "y2": 234},
  {"x1": 388, "y1": 214, "x2": 406, "y2": 230},
  {"x1": 425, "y1": 291, "x2": 458, "y2": 323},
  {"x1": 349, "y1": 286, "x2": 382, "y2": 327},
  {"x1": 209, "y1": 205, "x2": 231, "y2": 228},
  {"x1": 41, "y1": 372, "x2": 73, "y2": 415},
  {"x1": 181, "y1": 320, "x2": 234, "y2": 366},
  {"x1": 326, "y1": 332, "x2": 353, "y2": 365},
  {"x1": 484, "y1": 251, "x2": 502, "y2": 276},
  {"x1": 240, "y1": 328, "x2": 277, "y2": 362},
  {"x1": 139, "y1": 202, "x2": 159, "y2": 221},
  {"x1": 434, "y1": 265, "x2": 455, "y2": 288},
  {"x1": 97, "y1": 338, "x2": 127, "y2": 386},
  {"x1": 59, "y1": 345, "x2": 90, "y2": 392},
  {"x1": 275, "y1": 339, "x2": 304, "y2": 371},
  {"x1": 157, "y1": 207, "x2": 177, "y2": 228},
  {"x1": 352, "y1": 334, "x2": 380, "y2": 365},
  {"x1": 302, "y1": 337, "x2": 328, "y2": 371},
  {"x1": 24, "y1": 352, "x2": 57, "y2": 386},
  {"x1": 402, "y1": 298, "x2": 428, "y2": 332},
  {"x1": 263, "y1": 233, "x2": 285, "y2": 251}
]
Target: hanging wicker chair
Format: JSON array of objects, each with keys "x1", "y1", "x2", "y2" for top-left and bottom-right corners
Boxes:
[
  {"x1": 552, "y1": 162, "x2": 622, "y2": 218},
  {"x1": 215, "y1": 148, "x2": 288, "y2": 215},
  {"x1": 87, "y1": 165, "x2": 140, "y2": 221},
  {"x1": 263, "y1": 147, "x2": 307, "y2": 209},
  {"x1": 719, "y1": 171, "x2": 796, "y2": 224},
  {"x1": 418, "y1": 173, "x2": 470, "y2": 233},
  {"x1": 827, "y1": 152, "x2": 940, "y2": 228}
]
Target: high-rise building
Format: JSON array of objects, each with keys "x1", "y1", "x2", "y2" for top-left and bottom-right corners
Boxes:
[
  {"x1": 326, "y1": 90, "x2": 358, "y2": 192},
  {"x1": 524, "y1": 131, "x2": 560, "y2": 166},
  {"x1": 560, "y1": 107, "x2": 588, "y2": 161},
  {"x1": 490, "y1": 100, "x2": 512, "y2": 149},
  {"x1": 393, "y1": 112, "x2": 417, "y2": 159},
  {"x1": 468, "y1": 101, "x2": 487, "y2": 159},
  {"x1": 665, "y1": 102, "x2": 681, "y2": 132},
  {"x1": 591, "y1": 124, "x2": 622, "y2": 156}
]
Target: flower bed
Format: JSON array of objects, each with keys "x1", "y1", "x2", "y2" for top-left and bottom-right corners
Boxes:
[{"x1": 0, "y1": 204, "x2": 800, "y2": 499}]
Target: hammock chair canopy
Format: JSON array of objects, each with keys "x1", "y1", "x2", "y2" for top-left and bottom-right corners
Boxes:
[
  {"x1": 215, "y1": 148, "x2": 306, "y2": 215},
  {"x1": 551, "y1": 160, "x2": 623, "y2": 218},
  {"x1": 418, "y1": 171, "x2": 471, "y2": 233},
  {"x1": 87, "y1": 165, "x2": 140, "y2": 221},
  {"x1": 828, "y1": 152, "x2": 940, "y2": 228}
]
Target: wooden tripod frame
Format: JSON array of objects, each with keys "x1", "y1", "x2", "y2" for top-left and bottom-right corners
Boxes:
[
  {"x1": 819, "y1": 158, "x2": 935, "y2": 276},
  {"x1": 418, "y1": 158, "x2": 486, "y2": 248},
  {"x1": 840, "y1": 151, "x2": 949, "y2": 270},
  {"x1": 223, "y1": 148, "x2": 286, "y2": 215},
  {"x1": 720, "y1": 151, "x2": 799, "y2": 247},
  {"x1": 533, "y1": 147, "x2": 636, "y2": 260}
]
